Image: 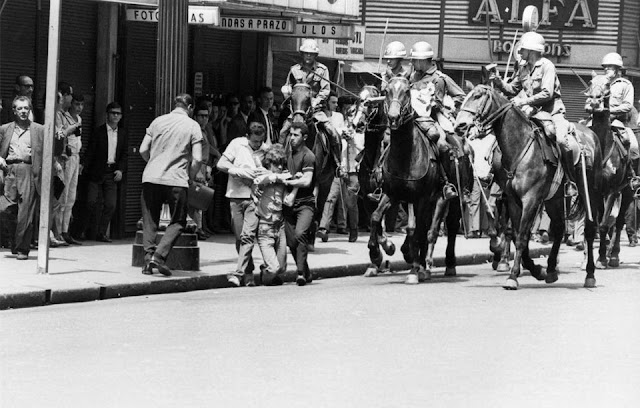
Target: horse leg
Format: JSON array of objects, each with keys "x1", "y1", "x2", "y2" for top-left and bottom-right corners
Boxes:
[
  {"x1": 503, "y1": 196, "x2": 538, "y2": 290},
  {"x1": 365, "y1": 194, "x2": 392, "y2": 277},
  {"x1": 444, "y1": 198, "x2": 460, "y2": 276},
  {"x1": 425, "y1": 196, "x2": 448, "y2": 273},
  {"x1": 597, "y1": 195, "x2": 616, "y2": 268},
  {"x1": 404, "y1": 203, "x2": 422, "y2": 284},
  {"x1": 541, "y1": 198, "x2": 565, "y2": 284},
  {"x1": 609, "y1": 190, "x2": 633, "y2": 268},
  {"x1": 414, "y1": 201, "x2": 431, "y2": 282}
]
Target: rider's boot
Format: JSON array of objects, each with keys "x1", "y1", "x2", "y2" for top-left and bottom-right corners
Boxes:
[{"x1": 436, "y1": 140, "x2": 458, "y2": 200}]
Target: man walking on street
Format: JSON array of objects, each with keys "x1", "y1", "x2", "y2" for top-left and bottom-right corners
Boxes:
[{"x1": 139, "y1": 94, "x2": 203, "y2": 276}]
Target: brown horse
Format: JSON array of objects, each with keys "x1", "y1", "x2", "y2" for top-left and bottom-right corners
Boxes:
[
  {"x1": 455, "y1": 85, "x2": 602, "y2": 289},
  {"x1": 366, "y1": 76, "x2": 452, "y2": 284},
  {"x1": 585, "y1": 74, "x2": 636, "y2": 268}
]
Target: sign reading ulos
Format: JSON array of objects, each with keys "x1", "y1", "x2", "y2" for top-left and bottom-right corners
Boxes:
[{"x1": 469, "y1": 0, "x2": 599, "y2": 30}]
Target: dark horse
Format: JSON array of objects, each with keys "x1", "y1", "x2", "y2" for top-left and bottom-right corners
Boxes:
[
  {"x1": 287, "y1": 83, "x2": 342, "y2": 241},
  {"x1": 455, "y1": 85, "x2": 602, "y2": 289},
  {"x1": 366, "y1": 76, "x2": 454, "y2": 284},
  {"x1": 585, "y1": 74, "x2": 636, "y2": 268}
]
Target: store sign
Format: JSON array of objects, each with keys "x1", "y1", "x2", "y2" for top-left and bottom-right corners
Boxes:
[
  {"x1": 218, "y1": 16, "x2": 294, "y2": 33},
  {"x1": 469, "y1": 0, "x2": 599, "y2": 30},
  {"x1": 316, "y1": 25, "x2": 365, "y2": 61},
  {"x1": 293, "y1": 23, "x2": 355, "y2": 40},
  {"x1": 227, "y1": 0, "x2": 359, "y2": 18},
  {"x1": 492, "y1": 39, "x2": 571, "y2": 57},
  {"x1": 126, "y1": 7, "x2": 219, "y2": 25}
]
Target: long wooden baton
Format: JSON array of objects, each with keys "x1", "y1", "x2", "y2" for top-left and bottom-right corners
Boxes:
[
  {"x1": 377, "y1": 18, "x2": 390, "y2": 74},
  {"x1": 503, "y1": 30, "x2": 519, "y2": 81},
  {"x1": 469, "y1": 159, "x2": 496, "y2": 220},
  {"x1": 580, "y1": 150, "x2": 593, "y2": 221}
]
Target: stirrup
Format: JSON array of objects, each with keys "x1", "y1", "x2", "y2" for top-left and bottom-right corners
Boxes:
[
  {"x1": 564, "y1": 181, "x2": 578, "y2": 198},
  {"x1": 367, "y1": 188, "x2": 383, "y2": 202},
  {"x1": 629, "y1": 176, "x2": 640, "y2": 192},
  {"x1": 443, "y1": 183, "x2": 458, "y2": 200}
]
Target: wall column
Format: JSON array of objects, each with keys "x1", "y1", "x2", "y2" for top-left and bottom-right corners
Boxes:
[
  {"x1": 156, "y1": 0, "x2": 188, "y2": 115},
  {"x1": 95, "y1": 3, "x2": 119, "y2": 124}
]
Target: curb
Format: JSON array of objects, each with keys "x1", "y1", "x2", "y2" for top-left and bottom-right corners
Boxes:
[{"x1": 0, "y1": 247, "x2": 552, "y2": 310}]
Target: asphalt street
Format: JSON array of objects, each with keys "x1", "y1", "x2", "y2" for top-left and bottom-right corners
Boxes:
[{"x1": 1, "y1": 245, "x2": 639, "y2": 408}]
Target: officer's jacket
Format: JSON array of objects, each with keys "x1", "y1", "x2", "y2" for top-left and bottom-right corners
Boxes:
[
  {"x1": 609, "y1": 77, "x2": 634, "y2": 124},
  {"x1": 501, "y1": 57, "x2": 565, "y2": 115},
  {"x1": 381, "y1": 65, "x2": 408, "y2": 92},
  {"x1": 285, "y1": 61, "x2": 330, "y2": 103}
]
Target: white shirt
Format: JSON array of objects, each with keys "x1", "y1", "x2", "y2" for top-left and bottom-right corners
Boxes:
[
  {"x1": 107, "y1": 124, "x2": 118, "y2": 164},
  {"x1": 260, "y1": 107, "x2": 273, "y2": 147},
  {"x1": 469, "y1": 133, "x2": 496, "y2": 179}
]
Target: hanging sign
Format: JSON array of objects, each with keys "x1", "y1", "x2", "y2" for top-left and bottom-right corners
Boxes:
[
  {"x1": 126, "y1": 7, "x2": 220, "y2": 25},
  {"x1": 218, "y1": 16, "x2": 294, "y2": 33},
  {"x1": 292, "y1": 23, "x2": 355, "y2": 40}
]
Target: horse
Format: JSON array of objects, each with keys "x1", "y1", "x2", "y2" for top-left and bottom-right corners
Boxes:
[
  {"x1": 365, "y1": 76, "x2": 451, "y2": 284},
  {"x1": 584, "y1": 73, "x2": 636, "y2": 268},
  {"x1": 455, "y1": 84, "x2": 603, "y2": 289},
  {"x1": 287, "y1": 83, "x2": 342, "y2": 243}
]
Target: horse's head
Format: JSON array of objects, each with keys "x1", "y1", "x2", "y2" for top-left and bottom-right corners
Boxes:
[
  {"x1": 454, "y1": 84, "x2": 496, "y2": 140},
  {"x1": 584, "y1": 73, "x2": 611, "y2": 114},
  {"x1": 290, "y1": 83, "x2": 312, "y2": 124},
  {"x1": 352, "y1": 85, "x2": 384, "y2": 129},
  {"x1": 384, "y1": 76, "x2": 412, "y2": 130}
]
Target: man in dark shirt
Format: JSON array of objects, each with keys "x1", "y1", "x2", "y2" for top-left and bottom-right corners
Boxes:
[{"x1": 282, "y1": 122, "x2": 316, "y2": 286}]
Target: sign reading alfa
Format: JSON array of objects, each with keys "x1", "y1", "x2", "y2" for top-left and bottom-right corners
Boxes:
[
  {"x1": 293, "y1": 23, "x2": 355, "y2": 40},
  {"x1": 126, "y1": 7, "x2": 219, "y2": 25},
  {"x1": 469, "y1": 0, "x2": 599, "y2": 30},
  {"x1": 219, "y1": 16, "x2": 293, "y2": 33}
]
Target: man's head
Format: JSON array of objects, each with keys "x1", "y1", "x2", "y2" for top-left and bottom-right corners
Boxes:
[
  {"x1": 174, "y1": 93, "x2": 194, "y2": 115},
  {"x1": 327, "y1": 92, "x2": 339, "y2": 113},
  {"x1": 195, "y1": 103, "x2": 210, "y2": 129},
  {"x1": 58, "y1": 81, "x2": 73, "y2": 109},
  {"x1": 257, "y1": 86, "x2": 274, "y2": 111},
  {"x1": 227, "y1": 94, "x2": 240, "y2": 116},
  {"x1": 106, "y1": 102, "x2": 123, "y2": 127},
  {"x1": 70, "y1": 94, "x2": 85, "y2": 115},
  {"x1": 518, "y1": 32, "x2": 544, "y2": 65},
  {"x1": 262, "y1": 144, "x2": 286, "y2": 174},
  {"x1": 12, "y1": 96, "x2": 32, "y2": 123},
  {"x1": 15, "y1": 75, "x2": 35, "y2": 98},
  {"x1": 410, "y1": 41, "x2": 435, "y2": 72},
  {"x1": 247, "y1": 121, "x2": 266, "y2": 150},
  {"x1": 289, "y1": 122, "x2": 309, "y2": 150},
  {"x1": 240, "y1": 94, "x2": 255, "y2": 115},
  {"x1": 602, "y1": 52, "x2": 624, "y2": 80},
  {"x1": 299, "y1": 39, "x2": 319, "y2": 66},
  {"x1": 384, "y1": 41, "x2": 406, "y2": 70}
]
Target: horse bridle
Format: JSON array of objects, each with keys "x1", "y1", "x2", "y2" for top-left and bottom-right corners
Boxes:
[
  {"x1": 384, "y1": 78, "x2": 414, "y2": 128},
  {"x1": 290, "y1": 83, "x2": 313, "y2": 118},
  {"x1": 459, "y1": 85, "x2": 513, "y2": 137}
]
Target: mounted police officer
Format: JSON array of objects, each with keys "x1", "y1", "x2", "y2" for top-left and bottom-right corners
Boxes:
[
  {"x1": 279, "y1": 38, "x2": 340, "y2": 155},
  {"x1": 490, "y1": 31, "x2": 580, "y2": 193},
  {"x1": 409, "y1": 41, "x2": 465, "y2": 199},
  {"x1": 594, "y1": 52, "x2": 640, "y2": 188},
  {"x1": 381, "y1": 41, "x2": 408, "y2": 92}
]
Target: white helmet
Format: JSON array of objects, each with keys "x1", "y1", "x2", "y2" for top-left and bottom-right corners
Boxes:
[
  {"x1": 410, "y1": 41, "x2": 434, "y2": 59},
  {"x1": 384, "y1": 41, "x2": 407, "y2": 59},
  {"x1": 519, "y1": 31, "x2": 545, "y2": 53},
  {"x1": 299, "y1": 39, "x2": 319, "y2": 54},
  {"x1": 601, "y1": 52, "x2": 624, "y2": 68}
]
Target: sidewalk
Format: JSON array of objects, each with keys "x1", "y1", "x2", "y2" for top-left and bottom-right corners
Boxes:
[{"x1": 0, "y1": 232, "x2": 552, "y2": 310}]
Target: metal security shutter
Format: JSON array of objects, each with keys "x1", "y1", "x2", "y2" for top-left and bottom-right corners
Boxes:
[
  {"x1": 122, "y1": 22, "x2": 158, "y2": 233},
  {"x1": 560, "y1": 75, "x2": 589, "y2": 123},
  {"x1": 191, "y1": 27, "x2": 242, "y2": 95}
]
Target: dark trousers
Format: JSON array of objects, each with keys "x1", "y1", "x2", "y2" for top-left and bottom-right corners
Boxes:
[
  {"x1": 141, "y1": 183, "x2": 188, "y2": 262},
  {"x1": 87, "y1": 171, "x2": 117, "y2": 237},
  {"x1": 0, "y1": 164, "x2": 38, "y2": 255},
  {"x1": 284, "y1": 202, "x2": 315, "y2": 275}
]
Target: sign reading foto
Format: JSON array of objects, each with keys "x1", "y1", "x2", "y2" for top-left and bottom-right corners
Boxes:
[
  {"x1": 218, "y1": 16, "x2": 294, "y2": 33},
  {"x1": 126, "y1": 7, "x2": 219, "y2": 25}
]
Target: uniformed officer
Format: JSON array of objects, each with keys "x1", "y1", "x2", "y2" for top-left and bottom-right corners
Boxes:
[
  {"x1": 279, "y1": 39, "x2": 340, "y2": 159},
  {"x1": 381, "y1": 41, "x2": 408, "y2": 92},
  {"x1": 409, "y1": 41, "x2": 465, "y2": 199},
  {"x1": 596, "y1": 52, "x2": 640, "y2": 188},
  {"x1": 491, "y1": 31, "x2": 579, "y2": 191}
]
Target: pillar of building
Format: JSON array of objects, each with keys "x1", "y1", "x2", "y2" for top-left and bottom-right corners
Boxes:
[{"x1": 156, "y1": 0, "x2": 188, "y2": 115}]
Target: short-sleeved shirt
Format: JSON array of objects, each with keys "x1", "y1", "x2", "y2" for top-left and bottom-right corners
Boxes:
[
  {"x1": 501, "y1": 58, "x2": 565, "y2": 115},
  {"x1": 287, "y1": 146, "x2": 316, "y2": 204},
  {"x1": 222, "y1": 136, "x2": 265, "y2": 199},
  {"x1": 285, "y1": 62, "x2": 330, "y2": 103},
  {"x1": 142, "y1": 108, "x2": 203, "y2": 188}
]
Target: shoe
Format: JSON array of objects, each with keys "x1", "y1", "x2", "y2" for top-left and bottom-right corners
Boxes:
[
  {"x1": 296, "y1": 274, "x2": 307, "y2": 286},
  {"x1": 575, "y1": 242, "x2": 585, "y2": 251},
  {"x1": 316, "y1": 228, "x2": 329, "y2": 242},
  {"x1": 62, "y1": 233, "x2": 82, "y2": 245},
  {"x1": 443, "y1": 183, "x2": 458, "y2": 200},
  {"x1": 16, "y1": 252, "x2": 28, "y2": 260},
  {"x1": 141, "y1": 262, "x2": 153, "y2": 275},
  {"x1": 195, "y1": 229, "x2": 208, "y2": 240},
  {"x1": 244, "y1": 274, "x2": 256, "y2": 287},
  {"x1": 348, "y1": 229, "x2": 358, "y2": 242},
  {"x1": 269, "y1": 275, "x2": 284, "y2": 286},
  {"x1": 149, "y1": 256, "x2": 172, "y2": 276},
  {"x1": 566, "y1": 237, "x2": 575, "y2": 246},
  {"x1": 49, "y1": 237, "x2": 64, "y2": 248},
  {"x1": 367, "y1": 191, "x2": 383, "y2": 202},
  {"x1": 629, "y1": 236, "x2": 637, "y2": 247},
  {"x1": 95, "y1": 234, "x2": 112, "y2": 243},
  {"x1": 336, "y1": 228, "x2": 348, "y2": 235},
  {"x1": 55, "y1": 235, "x2": 70, "y2": 247},
  {"x1": 227, "y1": 275, "x2": 241, "y2": 287}
]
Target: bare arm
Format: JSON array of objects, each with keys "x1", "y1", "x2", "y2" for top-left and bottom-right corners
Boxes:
[
  {"x1": 285, "y1": 170, "x2": 313, "y2": 189},
  {"x1": 139, "y1": 134, "x2": 152, "y2": 162},
  {"x1": 189, "y1": 141, "x2": 203, "y2": 181}
]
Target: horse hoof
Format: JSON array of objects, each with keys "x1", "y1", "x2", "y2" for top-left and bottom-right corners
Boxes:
[
  {"x1": 608, "y1": 257, "x2": 620, "y2": 268},
  {"x1": 545, "y1": 270, "x2": 559, "y2": 284},
  {"x1": 530, "y1": 265, "x2": 546, "y2": 281},
  {"x1": 595, "y1": 260, "x2": 607, "y2": 270},
  {"x1": 384, "y1": 242, "x2": 396, "y2": 256},
  {"x1": 497, "y1": 261, "x2": 511, "y2": 273},
  {"x1": 502, "y1": 278, "x2": 518, "y2": 290},
  {"x1": 405, "y1": 274, "x2": 419, "y2": 285},
  {"x1": 364, "y1": 266, "x2": 378, "y2": 278},
  {"x1": 418, "y1": 267, "x2": 431, "y2": 282},
  {"x1": 492, "y1": 259, "x2": 499, "y2": 271},
  {"x1": 444, "y1": 266, "x2": 456, "y2": 277},
  {"x1": 584, "y1": 277, "x2": 597, "y2": 288},
  {"x1": 380, "y1": 260, "x2": 391, "y2": 274}
]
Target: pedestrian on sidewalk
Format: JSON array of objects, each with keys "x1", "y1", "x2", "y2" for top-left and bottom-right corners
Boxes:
[
  {"x1": 139, "y1": 94, "x2": 203, "y2": 276},
  {"x1": 282, "y1": 122, "x2": 316, "y2": 286},
  {"x1": 0, "y1": 96, "x2": 44, "y2": 260},
  {"x1": 252, "y1": 144, "x2": 290, "y2": 286},
  {"x1": 217, "y1": 121, "x2": 266, "y2": 287}
]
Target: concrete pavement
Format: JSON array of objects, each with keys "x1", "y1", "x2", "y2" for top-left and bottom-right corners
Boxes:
[{"x1": 0, "y1": 231, "x2": 552, "y2": 310}]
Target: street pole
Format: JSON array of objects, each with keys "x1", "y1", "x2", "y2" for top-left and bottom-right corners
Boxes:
[{"x1": 37, "y1": 0, "x2": 62, "y2": 274}]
